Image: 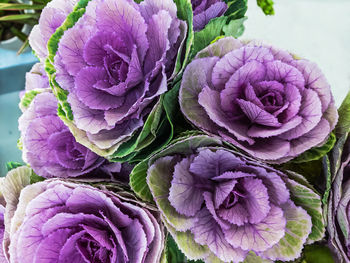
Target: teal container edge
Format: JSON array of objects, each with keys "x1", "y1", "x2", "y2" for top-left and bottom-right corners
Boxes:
[{"x1": 0, "y1": 47, "x2": 38, "y2": 177}]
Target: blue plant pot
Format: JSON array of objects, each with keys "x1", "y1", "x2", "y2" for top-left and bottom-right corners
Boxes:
[{"x1": 0, "y1": 48, "x2": 38, "y2": 176}]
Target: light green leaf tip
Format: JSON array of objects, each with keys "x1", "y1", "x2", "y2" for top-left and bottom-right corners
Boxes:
[
  {"x1": 285, "y1": 178, "x2": 325, "y2": 243},
  {"x1": 261, "y1": 202, "x2": 312, "y2": 261}
]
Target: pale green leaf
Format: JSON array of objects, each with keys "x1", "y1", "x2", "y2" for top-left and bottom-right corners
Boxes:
[
  {"x1": 261, "y1": 202, "x2": 312, "y2": 261},
  {"x1": 291, "y1": 133, "x2": 336, "y2": 163},
  {"x1": 148, "y1": 156, "x2": 198, "y2": 231},
  {"x1": 129, "y1": 160, "x2": 153, "y2": 202},
  {"x1": 192, "y1": 16, "x2": 227, "y2": 56},
  {"x1": 163, "y1": 218, "x2": 210, "y2": 261},
  {"x1": 284, "y1": 178, "x2": 325, "y2": 243}
]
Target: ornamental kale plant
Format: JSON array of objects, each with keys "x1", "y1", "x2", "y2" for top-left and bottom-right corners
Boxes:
[
  {"x1": 180, "y1": 37, "x2": 338, "y2": 163},
  {"x1": 28, "y1": 0, "x2": 190, "y2": 161},
  {"x1": 18, "y1": 63, "x2": 132, "y2": 181},
  {"x1": 139, "y1": 135, "x2": 325, "y2": 263},
  {"x1": 1, "y1": 166, "x2": 164, "y2": 263}
]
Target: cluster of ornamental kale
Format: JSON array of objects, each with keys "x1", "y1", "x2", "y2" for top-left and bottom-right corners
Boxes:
[{"x1": 1, "y1": 0, "x2": 349, "y2": 262}]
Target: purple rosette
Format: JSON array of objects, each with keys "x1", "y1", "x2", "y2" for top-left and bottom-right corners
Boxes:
[
  {"x1": 145, "y1": 135, "x2": 324, "y2": 262},
  {"x1": 180, "y1": 37, "x2": 338, "y2": 163},
  {"x1": 19, "y1": 64, "x2": 131, "y2": 181},
  {"x1": 29, "y1": 0, "x2": 188, "y2": 159},
  {"x1": 1, "y1": 167, "x2": 164, "y2": 263},
  {"x1": 192, "y1": 0, "x2": 228, "y2": 31}
]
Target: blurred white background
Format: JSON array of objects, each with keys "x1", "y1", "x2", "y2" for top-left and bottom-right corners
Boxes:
[{"x1": 243, "y1": 0, "x2": 350, "y2": 106}]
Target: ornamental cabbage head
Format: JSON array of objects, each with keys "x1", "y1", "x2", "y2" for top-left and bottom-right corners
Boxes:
[
  {"x1": 29, "y1": 0, "x2": 187, "y2": 159},
  {"x1": 1, "y1": 167, "x2": 164, "y2": 263},
  {"x1": 19, "y1": 63, "x2": 131, "y2": 181},
  {"x1": 191, "y1": 0, "x2": 228, "y2": 31},
  {"x1": 328, "y1": 135, "x2": 350, "y2": 262},
  {"x1": 179, "y1": 37, "x2": 338, "y2": 163},
  {"x1": 146, "y1": 135, "x2": 324, "y2": 263}
]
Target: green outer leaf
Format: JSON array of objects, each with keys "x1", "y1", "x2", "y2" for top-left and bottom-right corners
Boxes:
[
  {"x1": 322, "y1": 155, "x2": 332, "y2": 207},
  {"x1": 222, "y1": 16, "x2": 246, "y2": 38},
  {"x1": 147, "y1": 155, "x2": 198, "y2": 230},
  {"x1": 191, "y1": 16, "x2": 227, "y2": 56},
  {"x1": 335, "y1": 90, "x2": 350, "y2": 138},
  {"x1": 260, "y1": 201, "x2": 312, "y2": 261},
  {"x1": 129, "y1": 160, "x2": 153, "y2": 202},
  {"x1": 30, "y1": 171, "x2": 45, "y2": 184},
  {"x1": 173, "y1": 0, "x2": 194, "y2": 76},
  {"x1": 284, "y1": 177, "x2": 325, "y2": 243},
  {"x1": 243, "y1": 252, "x2": 273, "y2": 263},
  {"x1": 111, "y1": 97, "x2": 164, "y2": 159},
  {"x1": 163, "y1": 218, "x2": 210, "y2": 261},
  {"x1": 148, "y1": 135, "x2": 222, "y2": 165},
  {"x1": 301, "y1": 244, "x2": 335, "y2": 263},
  {"x1": 6, "y1": 162, "x2": 23, "y2": 172},
  {"x1": 166, "y1": 234, "x2": 205, "y2": 263},
  {"x1": 290, "y1": 133, "x2": 336, "y2": 163},
  {"x1": 224, "y1": 0, "x2": 248, "y2": 21}
]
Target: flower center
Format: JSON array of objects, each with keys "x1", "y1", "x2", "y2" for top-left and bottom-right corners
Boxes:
[{"x1": 222, "y1": 184, "x2": 247, "y2": 209}]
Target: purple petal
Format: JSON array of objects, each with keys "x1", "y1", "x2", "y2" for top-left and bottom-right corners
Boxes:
[
  {"x1": 293, "y1": 59, "x2": 331, "y2": 112},
  {"x1": 198, "y1": 87, "x2": 254, "y2": 144},
  {"x1": 179, "y1": 57, "x2": 225, "y2": 136},
  {"x1": 143, "y1": 10, "x2": 172, "y2": 74},
  {"x1": 67, "y1": 93, "x2": 113, "y2": 134},
  {"x1": 75, "y1": 67, "x2": 125, "y2": 110},
  {"x1": 169, "y1": 158, "x2": 204, "y2": 217},
  {"x1": 189, "y1": 149, "x2": 244, "y2": 179},
  {"x1": 95, "y1": 0, "x2": 148, "y2": 61},
  {"x1": 247, "y1": 116, "x2": 302, "y2": 138},
  {"x1": 236, "y1": 99, "x2": 282, "y2": 127},
  {"x1": 211, "y1": 46, "x2": 273, "y2": 90},
  {"x1": 86, "y1": 118, "x2": 144, "y2": 150},
  {"x1": 191, "y1": 208, "x2": 247, "y2": 262},
  {"x1": 279, "y1": 88, "x2": 322, "y2": 140},
  {"x1": 214, "y1": 179, "x2": 237, "y2": 209},
  {"x1": 265, "y1": 60, "x2": 305, "y2": 89},
  {"x1": 25, "y1": 116, "x2": 67, "y2": 162},
  {"x1": 57, "y1": 23, "x2": 93, "y2": 76},
  {"x1": 224, "y1": 205, "x2": 286, "y2": 252}
]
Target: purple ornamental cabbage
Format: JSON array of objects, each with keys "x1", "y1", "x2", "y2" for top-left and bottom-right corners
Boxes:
[
  {"x1": 180, "y1": 37, "x2": 338, "y2": 163},
  {"x1": 29, "y1": 0, "x2": 187, "y2": 158},
  {"x1": 146, "y1": 135, "x2": 324, "y2": 263},
  {"x1": 191, "y1": 0, "x2": 228, "y2": 31},
  {"x1": 1, "y1": 167, "x2": 164, "y2": 263},
  {"x1": 18, "y1": 63, "x2": 131, "y2": 180},
  {"x1": 328, "y1": 135, "x2": 350, "y2": 262}
]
